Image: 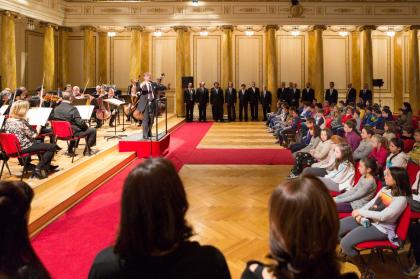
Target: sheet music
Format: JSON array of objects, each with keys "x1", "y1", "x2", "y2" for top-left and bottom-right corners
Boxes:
[
  {"x1": 0, "y1": 115, "x2": 5, "y2": 128},
  {"x1": 27, "y1": 107, "x2": 53, "y2": 126},
  {"x1": 104, "y1": 98, "x2": 126, "y2": 106},
  {"x1": 75, "y1": 105, "x2": 95, "y2": 120},
  {"x1": 0, "y1": 105, "x2": 9, "y2": 115}
]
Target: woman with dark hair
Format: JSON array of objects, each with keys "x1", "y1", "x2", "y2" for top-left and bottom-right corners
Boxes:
[
  {"x1": 343, "y1": 120, "x2": 361, "y2": 151},
  {"x1": 242, "y1": 175, "x2": 357, "y2": 279},
  {"x1": 88, "y1": 158, "x2": 231, "y2": 279},
  {"x1": 0, "y1": 181, "x2": 50, "y2": 279},
  {"x1": 339, "y1": 167, "x2": 411, "y2": 257},
  {"x1": 386, "y1": 138, "x2": 408, "y2": 169},
  {"x1": 397, "y1": 102, "x2": 413, "y2": 128}
]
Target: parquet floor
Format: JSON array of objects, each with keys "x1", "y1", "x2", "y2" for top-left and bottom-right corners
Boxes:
[{"x1": 197, "y1": 121, "x2": 283, "y2": 149}]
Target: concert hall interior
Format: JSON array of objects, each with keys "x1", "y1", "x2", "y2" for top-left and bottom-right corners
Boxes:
[{"x1": 0, "y1": 0, "x2": 420, "y2": 279}]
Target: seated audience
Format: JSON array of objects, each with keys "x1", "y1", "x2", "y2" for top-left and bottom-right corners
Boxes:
[
  {"x1": 352, "y1": 110, "x2": 361, "y2": 133},
  {"x1": 241, "y1": 175, "x2": 357, "y2": 279},
  {"x1": 397, "y1": 102, "x2": 413, "y2": 128},
  {"x1": 89, "y1": 158, "x2": 231, "y2": 279},
  {"x1": 386, "y1": 138, "x2": 408, "y2": 169},
  {"x1": 317, "y1": 143, "x2": 355, "y2": 192},
  {"x1": 373, "y1": 108, "x2": 385, "y2": 131},
  {"x1": 4, "y1": 101, "x2": 58, "y2": 179},
  {"x1": 382, "y1": 121, "x2": 397, "y2": 141},
  {"x1": 353, "y1": 126, "x2": 374, "y2": 161},
  {"x1": 339, "y1": 167, "x2": 411, "y2": 258},
  {"x1": 362, "y1": 106, "x2": 376, "y2": 127},
  {"x1": 334, "y1": 158, "x2": 378, "y2": 213},
  {"x1": 406, "y1": 170, "x2": 420, "y2": 277},
  {"x1": 408, "y1": 129, "x2": 420, "y2": 165},
  {"x1": 344, "y1": 120, "x2": 361, "y2": 151},
  {"x1": 289, "y1": 118, "x2": 317, "y2": 153},
  {"x1": 368, "y1": 134, "x2": 388, "y2": 169},
  {"x1": 0, "y1": 181, "x2": 51, "y2": 278},
  {"x1": 275, "y1": 108, "x2": 300, "y2": 146},
  {"x1": 402, "y1": 126, "x2": 416, "y2": 153}
]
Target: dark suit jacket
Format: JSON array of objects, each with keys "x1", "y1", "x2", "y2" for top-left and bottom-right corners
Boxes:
[
  {"x1": 210, "y1": 88, "x2": 224, "y2": 106},
  {"x1": 260, "y1": 91, "x2": 272, "y2": 107},
  {"x1": 195, "y1": 87, "x2": 209, "y2": 105},
  {"x1": 137, "y1": 82, "x2": 158, "y2": 113},
  {"x1": 286, "y1": 88, "x2": 295, "y2": 105},
  {"x1": 225, "y1": 88, "x2": 237, "y2": 104},
  {"x1": 184, "y1": 88, "x2": 196, "y2": 103},
  {"x1": 291, "y1": 88, "x2": 300, "y2": 104},
  {"x1": 248, "y1": 87, "x2": 260, "y2": 104},
  {"x1": 359, "y1": 89, "x2": 373, "y2": 104},
  {"x1": 277, "y1": 87, "x2": 288, "y2": 102},
  {"x1": 53, "y1": 101, "x2": 87, "y2": 133},
  {"x1": 302, "y1": 88, "x2": 315, "y2": 103},
  {"x1": 325, "y1": 88, "x2": 338, "y2": 104},
  {"x1": 346, "y1": 88, "x2": 357, "y2": 105},
  {"x1": 238, "y1": 88, "x2": 248, "y2": 104}
]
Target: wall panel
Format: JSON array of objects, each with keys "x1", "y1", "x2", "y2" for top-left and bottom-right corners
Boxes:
[
  {"x1": 110, "y1": 36, "x2": 130, "y2": 88},
  {"x1": 25, "y1": 31, "x2": 44, "y2": 91},
  {"x1": 235, "y1": 35, "x2": 263, "y2": 87},
  {"x1": 67, "y1": 36, "x2": 84, "y2": 86},
  {"x1": 277, "y1": 35, "x2": 305, "y2": 88},
  {"x1": 193, "y1": 35, "x2": 220, "y2": 87},
  {"x1": 372, "y1": 36, "x2": 391, "y2": 93},
  {"x1": 152, "y1": 36, "x2": 176, "y2": 89}
]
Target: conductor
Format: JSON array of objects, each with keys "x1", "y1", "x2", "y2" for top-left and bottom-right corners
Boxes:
[{"x1": 136, "y1": 72, "x2": 158, "y2": 140}]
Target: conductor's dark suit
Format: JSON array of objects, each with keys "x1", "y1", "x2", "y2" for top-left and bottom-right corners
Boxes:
[
  {"x1": 238, "y1": 88, "x2": 249, "y2": 121},
  {"x1": 195, "y1": 87, "x2": 209, "y2": 121},
  {"x1": 260, "y1": 90, "x2": 272, "y2": 121},
  {"x1": 248, "y1": 87, "x2": 260, "y2": 121},
  {"x1": 210, "y1": 87, "x2": 224, "y2": 121},
  {"x1": 184, "y1": 88, "x2": 196, "y2": 122},
  {"x1": 136, "y1": 82, "x2": 157, "y2": 139},
  {"x1": 325, "y1": 88, "x2": 338, "y2": 105},
  {"x1": 225, "y1": 87, "x2": 237, "y2": 121}
]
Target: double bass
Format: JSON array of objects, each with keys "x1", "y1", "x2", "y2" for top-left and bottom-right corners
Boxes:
[{"x1": 95, "y1": 89, "x2": 111, "y2": 121}]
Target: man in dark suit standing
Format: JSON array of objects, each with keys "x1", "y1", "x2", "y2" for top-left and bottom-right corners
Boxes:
[
  {"x1": 195, "y1": 81, "x2": 209, "y2": 122},
  {"x1": 301, "y1": 82, "x2": 315, "y2": 103},
  {"x1": 210, "y1": 81, "x2": 224, "y2": 122},
  {"x1": 136, "y1": 72, "x2": 158, "y2": 139},
  {"x1": 325, "y1": 81, "x2": 338, "y2": 105},
  {"x1": 291, "y1": 83, "x2": 300, "y2": 107},
  {"x1": 225, "y1": 81, "x2": 237, "y2": 121},
  {"x1": 248, "y1": 81, "x2": 260, "y2": 121},
  {"x1": 238, "y1": 83, "x2": 249, "y2": 121},
  {"x1": 260, "y1": 85, "x2": 272, "y2": 121},
  {"x1": 277, "y1": 82, "x2": 288, "y2": 103},
  {"x1": 359, "y1": 83, "x2": 373, "y2": 106},
  {"x1": 286, "y1": 82, "x2": 295, "y2": 106},
  {"x1": 345, "y1": 83, "x2": 356, "y2": 105},
  {"x1": 184, "y1": 82, "x2": 195, "y2": 122}
]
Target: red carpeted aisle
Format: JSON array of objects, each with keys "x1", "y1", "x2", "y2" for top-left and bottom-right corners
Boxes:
[{"x1": 32, "y1": 122, "x2": 294, "y2": 279}]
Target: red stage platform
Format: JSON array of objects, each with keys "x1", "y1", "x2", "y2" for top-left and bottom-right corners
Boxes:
[{"x1": 119, "y1": 132, "x2": 170, "y2": 158}]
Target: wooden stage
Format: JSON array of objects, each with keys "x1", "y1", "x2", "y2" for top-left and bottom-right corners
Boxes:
[{"x1": 0, "y1": 114, "x2": 184, "y2": 235}]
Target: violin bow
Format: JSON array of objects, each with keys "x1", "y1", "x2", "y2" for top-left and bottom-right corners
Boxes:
[
  {"x1": 39, "y1": 72, "x2": 45, "y2": 108},
  {"x1": 82, "y1": 79, "x2": 89, "y2": 96}
]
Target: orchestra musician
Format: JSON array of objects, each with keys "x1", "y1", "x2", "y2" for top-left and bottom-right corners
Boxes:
[
  {"x1": 52, "y1": 91, "x2": 97, "y2": 156},
  {"x1": 136, "y1": 72, "x2": 158, "y2": 140},
  {"x1": 107, "y1": 88, "x2": 119, "y2": 128},
  {"x1": 126, "y1": 79, "x2": 140, "y2": 122},
  {"x1": 184, "y1": 82, "x2": 195, "y2": 122},
  {"x1": 72, "y1": 86, "x2": 84, "y2": 99},
  {"x1": 65, "y1": 84, "x2": 72, "y2": 94},
  {"x1": 195, "y1": 81, "x2": 209, "y2": 122}
]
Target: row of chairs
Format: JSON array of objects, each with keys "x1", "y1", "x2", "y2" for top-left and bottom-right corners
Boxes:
[{"x1": 0, "y1": 120, "x2": 90, "y2": 180}]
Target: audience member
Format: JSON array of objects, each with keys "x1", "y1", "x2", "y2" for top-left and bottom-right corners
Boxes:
[
  {"x1": 353, "y1": 126, "x2": 374, "y2": 161},
  {"x1": 352, "y1": 110, "x2": 361, "y2": 133},
  {"x1": 368, "y1": 135, "x2": 388, "y2": 169},
  {"x1": 402, "y1": 126, "x2": 416, "y2": 153},
  {"x1": 408, "y1": 129, "x2": 420, "y2": 165},
  {"x1": 289, "y1": 118, "x2": 316, "y2": 153},
  {"x1": 397, "y1": 102, "x2": 413, "y2": 128},
  {"x1": 344, "y1": 120, "x2": 361, "y2": 151},
  {"x1": 382, "y1": 121, "x2": 397, "y2": 141},
  {"x1": 386, "y1": 138, "x2": 408, "y2": 169}
]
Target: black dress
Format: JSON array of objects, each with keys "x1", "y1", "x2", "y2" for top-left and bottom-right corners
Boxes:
[{"x1": 88, "y1": 241, "x2": 231, "y2": 279}]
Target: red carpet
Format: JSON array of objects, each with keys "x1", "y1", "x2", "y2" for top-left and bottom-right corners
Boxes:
[{"x1": 32, "y1": 122, "x2": 294, "y2": 279}]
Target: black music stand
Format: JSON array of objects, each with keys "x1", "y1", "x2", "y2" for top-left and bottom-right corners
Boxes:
[{"x1": 104, "y1": 98, "x2": 127, "y2": 141}]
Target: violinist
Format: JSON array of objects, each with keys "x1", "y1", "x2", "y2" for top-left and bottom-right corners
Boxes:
[
  {"x1": 53, "y1": 91, "x2": 98, "y2": 156},
  {"x1": 16, "y1": 87, "x2": 28, "y2": 101},
  {"x1": 65, "y1": 84, "x2": 72, "y2": 94},
  {"x1": 72, "y1": 86, "x2": 84, "y2": 99},
  {"x1": 107, "y1": 88, "x2": 119, "y2": 128}
]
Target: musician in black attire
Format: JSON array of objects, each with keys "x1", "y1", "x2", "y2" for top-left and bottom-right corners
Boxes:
[
  {"x1": 136, "y1": 72, "x2": 158, "y2": 139},
  {"x1": 238, "y1": 84, "x2": 249, "y2": 122},
  {"x1": 277, "y1": 82, "x2": 288, "y2": 103},
  {"x1": 53, "y1": 91, "x2": 97, "y2": 156},
  {"x1": 325, "y1": 81, "x2": 338, "y2": 105},
  {"x1": 260, "y1": 86, "x2": 272, "y2": 121},
  {"x1": 345, "y1": 83, "x2": 356, "y2": 105},
  {"x1": 225, "y1": 81, "x2": 237, "y2": 121},
  {"x1": 301, "y1": 82, "x2": 315, "y2": 103},
  {"x1": 195, "y1": 81, "x2": 209, "y2": 122},
  {"x1": 107, "y1": 88, "x2": 120, "y2": 127},
  {"x1": 248, "y1": 82, "x2": 260, "y2": 121},
  {"x1": 184, "y1": 83, "x2": 195, "y2": 122},
  {"x1": 359, "y1": 83, "x2": 372, "y2": 106},
  {"x1": 210, "y1": 82, "x2": 224, "y2": 122}
]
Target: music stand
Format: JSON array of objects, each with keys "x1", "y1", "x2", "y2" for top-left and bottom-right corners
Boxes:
[
  {"x1": 0, "y1": 105, "x2": 8, "y2": 115},
  {"x1": 103, "y1": 98, "x2": 127, "y2": 141},
  {"x1": 75, "y1": 105, "x2": 95, "y2": 121},
  {"x1": 27, "y1": 107, "x2": 53, "y2": 126}
]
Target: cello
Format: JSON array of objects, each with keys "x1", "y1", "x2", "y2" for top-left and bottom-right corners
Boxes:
[{"x1": 95, "y1": 88, "x2": 111, "y2": 121}]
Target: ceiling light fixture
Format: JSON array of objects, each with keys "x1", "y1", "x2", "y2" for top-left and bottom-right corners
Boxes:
[
  {"x1": 154, "y1": 29, "x2": 162, "y2": 37},
  {"x1": 192, "y1": 0, "x2": 199, "y2": 6},
  {"x1": 199, "y1": 28, "x2": 208, "y2": 36},
  {"x1": 386, "y1": 27, "x2": 395, "y2": 37},
  {"x1": 291, "y1": 27, "x2": 300, "y2": 36},
  {"x1": 107, "y1": 31, "x2": 116, "y2": 37},
  {"x1": 245, "y1": 27, "x2": 254, "y2": 36}
]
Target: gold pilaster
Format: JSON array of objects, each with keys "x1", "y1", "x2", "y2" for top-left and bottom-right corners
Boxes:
[
  {"x1": 174, "y1": 26, "x2": 189, "y2": 117},
  {"x1": 359, "y1": 25, "x2": 375, "y2": 91},
  {"x1": 393, "y1": 32, "x2": 403, "y2": 111},
  {"x1": 184, "y1": 30, "x2": 191, "y2": 76},
  {"x1": 265, "y1": 25, "x2": 279, "y2": 111},
  {"x1": 59, "y1": 27, "x2": 71, "y2": 87},
  {"x1": 351, "y1": 31, "x2": 361, "y2": 91},
  {"x1": 308, "y1": 25, "x2": 325, "y2": 102},
  {"x1": 129, "y1": 26, "x2": 142, "y2": 80},
  {"x1": 408, "y1": 26, "x2": 420, "y2": 114},
  {"x1": 42, "y1": 23, "x2": 55, "y2": 91},
  {"x1": 221, "y1": 25, "x2": 233, "y2": 89},
  {"x1": 81, "y1": 26, "x2": 95, "y2": 87},
  {"x1": 1, "y1": 11, "x2": 17, "y2": 89},
  {"x1": 98, "y1": 32, "x2": 108, "y2": 84},
  {"x1": 140, "y1": 31, "x2": 150, "y2": 76}
]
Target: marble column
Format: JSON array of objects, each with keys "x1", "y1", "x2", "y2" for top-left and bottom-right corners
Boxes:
[
  {"x1": 183, "y1": 30, "x2": 191, "y2": 77},
  {"x1": 98, "y1": 32, "x2": 108, "y2": 84},
  {"x1": 82, "y1": 26, "x2": 95, "y2": 87},
  {"x1": 140, "y1": 31, "x2": 150, "y2": 75},
  {"x1": 308, "y1": 25, "x2": 325, "y2": 102},
  {"x1": 42, "y1": 23, "x2": 55, "y2": 91},
  {"x1": 360, "y1": 26, "x2": 375, "y2": 91},
  {"x1": 129, "y1": 27, "x2": 142, "y2": 80},
  {"x1": 393, "y1": 31, "x2": 404, "y2": 111},
  {"x1": 59, "y1": 27, "x2": 71, "y2": 87},
  {"x1": 221, "y1": 25, "x2": 233, "y2": 89},
  {"x1": 265, "y1": 25, "x2": 278, "y2": 111},
  {"x1": 175, "y1": 26, "x2": 188, "y2": 117},
  {"x1": 408, "y1": 26, "x2": 420, "y2": 114},
  {"x1": 1, "y1": 11, "x2": 17, "y2": 89},
  {"x1": 351, "y1": 31, "x2": 361, "y2": 92}
]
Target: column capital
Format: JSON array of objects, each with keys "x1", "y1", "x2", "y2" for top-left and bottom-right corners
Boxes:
[
  {"x1": 265, "y1": 25, "x2": 279, "y2": 31},
  {"x1": 173, "y1": 26, "x2": 189, "y2": 32},
  {"x1": 358, "y1": 25, "x2": 376, "y2": 32},
  {"x1": 40, "y1": 22, "x2": 58, "y2": 30},
  {"x1": 80, "y1": 25, "x2": 96, "y2": 32},
  {"x1": 58, "y1": 26, "x2": 73, "y2": 32},
  {"x1": 0, "y1": 10, "x2": 19, "y2": 18},
  {"x1": 312, "y1": 25, "x2": 326, "y2": 31},
  {"x1": 127, "y1": 26, "x2": 144, "y2": 32},
  {"x1": 407, "y1": 25, "x2": 420, "y2": 31},
  {"x1": 220, "y1": 25, "x2": 234, "y2": 31}
]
